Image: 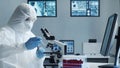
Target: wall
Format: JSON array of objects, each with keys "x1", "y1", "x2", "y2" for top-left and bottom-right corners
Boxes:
[
  {"x1": 0, "y1": 0, "x2": 27, "y2": 27},
  {"x1": 0, "y1": 0, "x2": 119, "y2": 54}
]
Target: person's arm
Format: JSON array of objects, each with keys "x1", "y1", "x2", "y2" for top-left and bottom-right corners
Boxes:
[
  {"x1": 0, "y1": 28, "x2": 26, "y2": 59},
  {"x1": 0, "y1": 36, "x2": 42, "y2": 59},
  {"x1": 0, "y1": 43, "x2": 26, "y2": 59}
]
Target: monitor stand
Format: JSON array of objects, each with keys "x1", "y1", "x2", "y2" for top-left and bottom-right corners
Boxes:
[{"x1": 99, "y1": 27, "x2": 120, "y2": 68}]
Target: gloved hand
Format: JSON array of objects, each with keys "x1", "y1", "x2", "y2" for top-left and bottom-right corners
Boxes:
[
  {"x1": 25, "y1": 37, "x2": 42, "y2": 50},
  {"x1": 36, "y1": 47, "x2": 45, "y2": 59}
]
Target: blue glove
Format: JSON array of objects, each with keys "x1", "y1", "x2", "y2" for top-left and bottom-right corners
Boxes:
[
  {"x1": 36, "y1": 47, "x2": 45, "y2": 58},
  {"x1": 25, "y1": 37, "x2": 42, "y2": 50}
]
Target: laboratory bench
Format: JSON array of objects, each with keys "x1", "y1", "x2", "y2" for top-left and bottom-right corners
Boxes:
[{"x1": 43, "y1": 55, "x2": 110, "y2": 68}]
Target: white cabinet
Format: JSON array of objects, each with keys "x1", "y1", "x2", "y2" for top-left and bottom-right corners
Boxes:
[
  {"x1": 83, "y1": 43, "x2": 109, "y2": 63},
  {"x1": 83, "y1": 43, "x2": 102, "y2": 56}
]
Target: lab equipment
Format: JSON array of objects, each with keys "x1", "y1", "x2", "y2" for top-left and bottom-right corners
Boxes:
[
  {"x1": 52, "y1": 44, "x2": 61, "y2": 52},
  {"x1": 25, "y1": 37, "x2": 42, "y2": 50},
  {"x1": 63, "y1": 59, "x2": 83, "y2": 68},
  {"x1": 0, "y1": 3, "x2": 45, "y2": 68},
  {"x1": 99, "y1": 13, "x2": 119, "y2": 68},
  {"x1": 41, "y1": 28, "x2": 66, "y2": 63},
  {"x1": 61, "y1": 55, "x2": 87, "y2": 68}
]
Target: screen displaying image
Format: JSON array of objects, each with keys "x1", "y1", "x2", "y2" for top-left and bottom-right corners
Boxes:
[
  {"x1": 60, "y1": 40, "x2": 74, "y2": 54},
  {"x1": 28, "y1": 0, "x2": 57, "y2": 17},
  {"x1": 71, "y1": 0, "x2": 99, "y2": 17}
]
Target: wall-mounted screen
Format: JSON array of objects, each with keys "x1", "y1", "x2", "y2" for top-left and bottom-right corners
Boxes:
[
  {"x1": 28, "y1": 0, "x2": 57, "y2": 17},
  {"x1": 70, "y1": 0, "x2": 100, "y2": 17}
]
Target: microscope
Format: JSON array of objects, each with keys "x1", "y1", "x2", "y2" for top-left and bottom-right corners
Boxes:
[{"x1": 41, "y1": 28, "x2": 67, "y2": 63}]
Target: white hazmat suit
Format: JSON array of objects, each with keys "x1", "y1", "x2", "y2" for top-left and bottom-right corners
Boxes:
[{"x1": 0, "y1": 3, "x2": 45, "y2": 68}]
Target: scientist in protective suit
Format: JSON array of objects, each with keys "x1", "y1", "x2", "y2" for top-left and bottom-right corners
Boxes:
[{"x1": 0, "y1": 3, "x2": 45, "y2": 68}]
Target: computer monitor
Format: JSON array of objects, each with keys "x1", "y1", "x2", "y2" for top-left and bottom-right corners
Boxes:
[
  {"x1": 99, "y1": 13, "x2": 120, "y2": 68},
  {"x1": 59, "y1": 40, "x2": 74, "y2": 55}
]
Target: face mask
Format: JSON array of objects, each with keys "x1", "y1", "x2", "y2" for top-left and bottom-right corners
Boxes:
[{"x1": 24, "y1": 21, "x2": 34, "y2": 31}]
